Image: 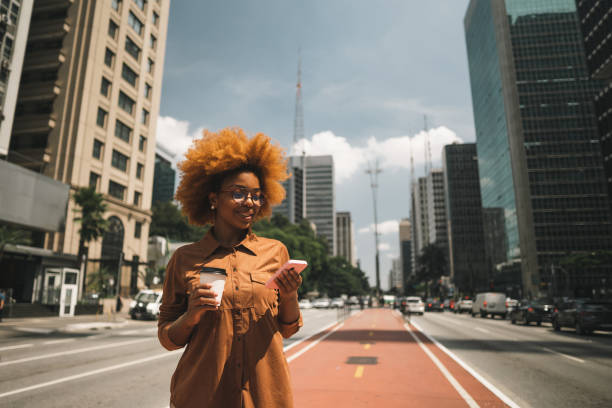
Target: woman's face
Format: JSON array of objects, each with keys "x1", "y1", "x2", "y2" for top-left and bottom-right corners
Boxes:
[{"x1": 209, "y1": 171, "x2": 262, "y2": 231}]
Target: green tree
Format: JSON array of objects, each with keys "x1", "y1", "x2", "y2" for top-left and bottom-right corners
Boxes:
[
  {"x1": 416, "y1": 244, "x2": 447, "y2": 298},
  {"x1": 73, "y1": 187, "x2": 108, "y2": 294},
  {"x1": 150, "y1": 201, "x2": 208, "y2": 242},
  {"x1": 0, "y1": 225, "x2": 31, "y2": 265}
]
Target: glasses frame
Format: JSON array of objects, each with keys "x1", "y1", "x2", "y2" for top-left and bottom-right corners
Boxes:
[{"x1": 219, "y1": 188, "x2": 265, "y2": 206}]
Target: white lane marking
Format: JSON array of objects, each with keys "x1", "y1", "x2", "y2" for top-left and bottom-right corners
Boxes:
[
  {"x1": 283, "y1": 320, "x2": 339, "y2": 353},
  {"x1": 404, "y1": 323, "x2": 480, "y2": 408},
  {"x1": 540, "y1": 347, "x2": 585, "y2": 364},
  {"x1": 475, "y1": 327, "x2": 491, "y2": 334},
  {"x1": 117, "y1": 328, "x2": 156, "y2": 336},
  {"x1": 14, "y1": 327, "x2": 54, "y2": 334},
  {"x1": 0, "y1": 338, "x2": 150, "y2": 367},
  {"x1": 0, "y1": 349, "x2": 183, "y2": 399},
  {"x1": 286, "y1": 322, "x2": 345, "y2": 363},
  {"x1": 411, "y1": 320, "x2": 521, "y2": 408},
  {"x1": 42, "y1": 339, "x2": 76, "y2": 346},
  {"x1": 0, "y1": 344, "x2": 33, "y2": 351}
]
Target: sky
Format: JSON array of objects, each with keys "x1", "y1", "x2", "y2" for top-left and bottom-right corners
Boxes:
[{"x1": 157, "y1": 0, "x2": 475, "y2": 290}]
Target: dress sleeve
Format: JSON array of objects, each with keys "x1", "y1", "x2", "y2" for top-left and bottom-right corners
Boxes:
[
  {"x1": 157, "y1": 250, "x2": 188, "y2": 350},
  {"x1": 276, "y1": 243, "x2": 303, "y2": 338}
]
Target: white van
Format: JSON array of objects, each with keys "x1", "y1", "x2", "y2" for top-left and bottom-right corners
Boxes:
[
  {"x1": 129, "y1": 289, "x2": 163, "y2": 320},
  {"x1": 471, "y1": 292, "x2": 507, "y2": 319}
]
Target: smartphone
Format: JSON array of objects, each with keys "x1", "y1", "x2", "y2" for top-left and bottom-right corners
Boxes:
[{"x1": 265, "y1": 260, "x2": 308, "y2": 289}]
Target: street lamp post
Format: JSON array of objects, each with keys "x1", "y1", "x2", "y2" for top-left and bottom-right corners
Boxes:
[{"x1": 366, "y1": 161, "x2": 382, "y2": 300}]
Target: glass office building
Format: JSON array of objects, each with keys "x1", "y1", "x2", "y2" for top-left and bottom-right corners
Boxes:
[{"x1": 465, "y1": 0, "x2": 612, "y2": 297}]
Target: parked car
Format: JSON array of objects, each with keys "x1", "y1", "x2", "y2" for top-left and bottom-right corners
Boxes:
[
  {"x1": 472, "y1": 292, "x2": 507, "y2": 318},
  {"x1": 347, "y1": 296, "x2": 359, "y2": 306},
  {"x1": 129, "y1": 289, "x2": 162, "y2": 320},
  {"x1": 298, "y1": 298, "x2": 313, "y2": 309},
  {"x1": 454, "y1": 298, "x2": 473, "y2": 314},
  {"x1": 401, "y1": 296, "x2": 425, "y2": 315},
  {"x1": 552, "y1": 299, "x2": 612, "y2": 335},
  {"x1": 510, "y1": 299, "x2": 546, "y2": 326},
  {"x1": 330, "y1": 298, "x2": 345, "y2": 308},
  {"x1": 312, "y1": 298, "x2": 331, "y2": 308},
  {"x1": 535, "y1": 297, "x2": 555, "y2": 322}
]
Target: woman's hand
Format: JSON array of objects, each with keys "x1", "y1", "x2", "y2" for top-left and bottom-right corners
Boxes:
[
  {"x1": 274, "y1": 267, "x2": 303, "y2": 299},
  {"x1": 185, "y1": 281, "x2": 219, "y2": 324}
]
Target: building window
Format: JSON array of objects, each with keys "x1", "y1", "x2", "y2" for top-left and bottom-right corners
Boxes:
[
  {"x1": 133, "y1": 0, "x2": 145, "y2": 10},
  {"x1": 136, "y1": 162, "x2": 144, "y2": 179},
  {"x1": 144, "y1": 82, "x2": 152, "y2": 99},
  {"x1": 93, "y1": 139, "x2": 104, "y2": 159},
  {"x1": 125, "y1": 36, "x2": 141, "y2": 60},
  {"x1": 141, "y1": 108, "x2": 149, "y2": 125},
  {"x1": 108, "y1": 20, "x2": 119, "y2": 40},
  {"x1": 111, "y1": 149, "x2": 129, "y2": 172},
  {"x1": 152, "y1": 11, "x2": 159, "y2": 26},
  {"x1": 104, "y1": 48, "x2": 115, "y2": 68},
  {"x1": 115, "y1": 120, "x2": 132, "y2": 143},
  {"x1": 100, "y1": 77, "x2": 111, "y2": 97},
  {"x1": 121, "y1": 63, "x2": 138, "y2": 87},
  {"x1": 89, "y1": 172, "x2": 100, "y2": 190},
  {"x1": 139, "y1": 135, "x2": 146, "y2": 152},
  {"x1": 96, "y1": 107, "x2": 108, "y2": 128},
  {"x1": 134, "y1": 221, "x2": 142, "y2": 238},
  {"x1": 146, "y1": 58, "x2": 154, "y2": 73},
  {"x1": 118, "y1": 91, "x2": 135, "y2": 114},
  {"x1": 149, "y1": 34, "x2": 156, "y2": 50},
  {"x1": 134, "y1": 191, "x2": 142, "y2": 206},
  {"x1": 111, "y1": 0, "x2": 122, "y2": 12},
  {"x1": 128, "y1": 11, "x2": 144, "y2": 36},
  {"x1": 108, "y1": 180, "x2": 126, "y2": 200}
]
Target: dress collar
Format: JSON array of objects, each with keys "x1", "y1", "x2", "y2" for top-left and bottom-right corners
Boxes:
[{"x1": 197, "y1": 228, "x2": 258, "y2": 258}]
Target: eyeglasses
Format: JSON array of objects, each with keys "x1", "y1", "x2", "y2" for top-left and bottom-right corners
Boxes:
[{"x1": 220, "y1": 188, "x2": 265, "y2": 206}]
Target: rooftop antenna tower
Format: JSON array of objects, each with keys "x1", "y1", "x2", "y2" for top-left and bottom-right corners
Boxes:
[
  {"x1": 366, "y1": 160, "x2": 383, "y2": 299},
  {"x1": 294, "y1": 48, "x2": 305, "y2": 155}
]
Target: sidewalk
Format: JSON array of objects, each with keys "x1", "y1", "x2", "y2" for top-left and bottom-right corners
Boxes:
[
  {"x1": 0, "y1": 311, "x2": 131, "y2": 337},
  {"x1": 286, "y1": 308, "x2": 511, "y2": 408}
]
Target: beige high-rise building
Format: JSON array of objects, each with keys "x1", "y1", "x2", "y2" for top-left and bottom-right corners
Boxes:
[{"x1": 8, "y1": 0, "x2": 170, "y2": 295}]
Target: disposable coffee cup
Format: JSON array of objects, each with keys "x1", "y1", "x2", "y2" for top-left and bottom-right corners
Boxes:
[{"x1": 199, "y1": 269, "x2": 227, "y2": 307}]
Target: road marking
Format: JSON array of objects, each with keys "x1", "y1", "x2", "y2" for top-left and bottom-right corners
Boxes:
[
  {"x1": 410, "y1": 320, "x2": 521, "y2": 408},
  {"x1": 287, "y1": 322, "x2": 345, "y2": 363},
  {"x1": 0, "y1": 344, "x2": 33, "y2": 351},
  {"x1": 475, "y1": 327, "x2": 491, "y2": 334},
  {"x1": 283, "y1": 321, "x2": 339, "y2": 353},
  {"x1": 0, "y1": 349, "x2": 183, "y2": 399},
  {"x1": 540, "y1": 347, "x2": 585, "y2": 363},
  {"x1": 43, "y1": 339, "x2": 76, "y2": 346},
  {"x1": 14, "y1": 327, "x2": 54, "y2": 334},
  {"x1": 0, "y1": 338, "x2": 150, "y2": 367},
  {"x1": 364, "y1": 343, "x2": 371, "y2": 350},
  {"x1": 404, "y1": 323, "x2": 480, "y2": 408},
  {"x1": 354, "y1": 365, "x2": 364, "y2": 378}
]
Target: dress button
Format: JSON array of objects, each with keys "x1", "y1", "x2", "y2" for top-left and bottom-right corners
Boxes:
[{"x1": 235, "y1": 286, "x2": 239, "y2": 291}]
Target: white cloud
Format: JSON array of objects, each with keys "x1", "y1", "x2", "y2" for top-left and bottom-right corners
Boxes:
[
  {"x1": 293, "y1": 126, "x2": 462, "y2": 182},
  {"x1": 358, "y1": 220, "x2": 399, "y2": 235},
  {"x1": 378, "y1": 242, "x2": 391, "y2": 252},
  {"x1": 156, "y1": 116, "x2": 206, "y2": 161}
]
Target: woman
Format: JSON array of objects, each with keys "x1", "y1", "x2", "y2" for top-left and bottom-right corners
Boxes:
[{"x1": 158, "y1": 128, "x2": 303, "y2": 408}]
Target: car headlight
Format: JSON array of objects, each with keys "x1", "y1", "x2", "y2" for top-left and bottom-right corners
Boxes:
[{"x1": 129, "y1": 300, "x2": 136, "y2": 309}]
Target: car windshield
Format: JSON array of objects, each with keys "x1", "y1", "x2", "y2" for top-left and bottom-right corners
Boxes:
[
  {"x1": 407, "y1": 299, "x2": 420, "y2": 303},
  {"x1": 136, "y1": 293, "x2": 158, "y2": 303}
]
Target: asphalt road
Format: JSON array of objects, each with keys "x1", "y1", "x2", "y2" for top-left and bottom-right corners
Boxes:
[
  {"x1": 0, "y1": 308, "x2": 343, "y2": 408},
  {"x1": 410, "y1": 311, "x2": 612, "y2": 408}
]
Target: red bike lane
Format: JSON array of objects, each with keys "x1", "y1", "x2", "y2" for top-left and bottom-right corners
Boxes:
[{"x1": 286, "y1": 308, "x2": 513, "y2": 408}]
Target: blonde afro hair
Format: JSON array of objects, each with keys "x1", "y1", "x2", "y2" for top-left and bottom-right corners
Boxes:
[{"x1": 175, "y1": 127, "x2": 289, "y2": 226}]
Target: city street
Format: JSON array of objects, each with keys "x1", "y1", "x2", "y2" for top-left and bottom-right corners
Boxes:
[{"x1": 0, "y1": 309, "x2": 342, "y2": 408}]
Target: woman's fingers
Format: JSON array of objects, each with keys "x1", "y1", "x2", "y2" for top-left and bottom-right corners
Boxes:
[{"x1": 276, "y1": 268, "x2": 302, "y2": 293}]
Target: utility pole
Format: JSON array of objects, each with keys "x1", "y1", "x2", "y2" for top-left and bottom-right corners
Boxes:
[{"x1": 366, "y1": 161, "x2": 382, "y2": 300}]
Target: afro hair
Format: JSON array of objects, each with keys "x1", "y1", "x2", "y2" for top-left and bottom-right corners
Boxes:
[{"x1": 175, "y1": 127, "x2": 289, "y2": 226}]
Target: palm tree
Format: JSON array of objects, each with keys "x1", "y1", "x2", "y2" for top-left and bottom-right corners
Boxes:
[
  {"x1": 0, "y1": 225, "x2": 31, "y2": 265},
  {"x1": 73, "y1": 187, "x2": 108, "y2": 294}
]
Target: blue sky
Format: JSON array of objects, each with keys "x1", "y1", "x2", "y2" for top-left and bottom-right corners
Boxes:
[{"x1": 157, "y1": 0, "x2": 474, "y2": 290}]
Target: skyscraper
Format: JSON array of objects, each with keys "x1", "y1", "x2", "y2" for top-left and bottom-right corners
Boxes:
[
  {"x1": 152, "y1": 144, "x2": 175, "y2": 204},
  {"x1": 465, "y1": 0, "x2": 612, "y2": 297},
  {"x1": 336, "y1": 211, "x2": 355, "y2": 266},
  {"x1": 8, "y1": 0, "x2": 170, "y2": 295},
  {"x1": 273, "y1": 155, "x2": 305, "y2": 224},
  {"x1": 305, "y1": 155, "x2": 335, "y2": 255},
  {"x1": 443, "y1": 143, "x2": 488, "y2": 294},
  {"x1": 398, "y1": 218, "x2": 412, "y2": 289}
]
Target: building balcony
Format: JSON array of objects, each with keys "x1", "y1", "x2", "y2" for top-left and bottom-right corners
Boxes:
[
  {"x1": 23, "y1": 50, "x2": 65, "y2": 71},
  {"x1": 35, "y1": 0, "x2": 74, "y2": 13},
  {"x1": 13, "y1": 114, "x2": 56, "y2": 135},
  {"x1": 28, "y1": 19, "x2": 70, "y2": 42},
  {"x1": 18, "y1": 81, "x2": 61, "y2": 102}
]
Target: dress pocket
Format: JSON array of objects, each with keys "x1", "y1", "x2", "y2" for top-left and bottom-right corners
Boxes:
[{"x1": 250, "y1": 272, "x2": 276, "y2": 316}]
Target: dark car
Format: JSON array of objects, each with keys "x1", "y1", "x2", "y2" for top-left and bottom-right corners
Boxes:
[
  {"x1": 425, "y1": 298, "x2": 444, "y2": 312},
  {"x1": 535, "y1": 297, "x2": 555, "y2": 322},
  {"x1": 552, "y1": 299, "x2": 612, "y2": 335},
  {"x1": 510, "y1": 300, "x2": 546, "y2": 326}
]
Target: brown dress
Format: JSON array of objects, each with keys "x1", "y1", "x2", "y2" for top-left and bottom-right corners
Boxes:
[{"x1": 158, "y1": 230, "x2": 302, "y2": 408}]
